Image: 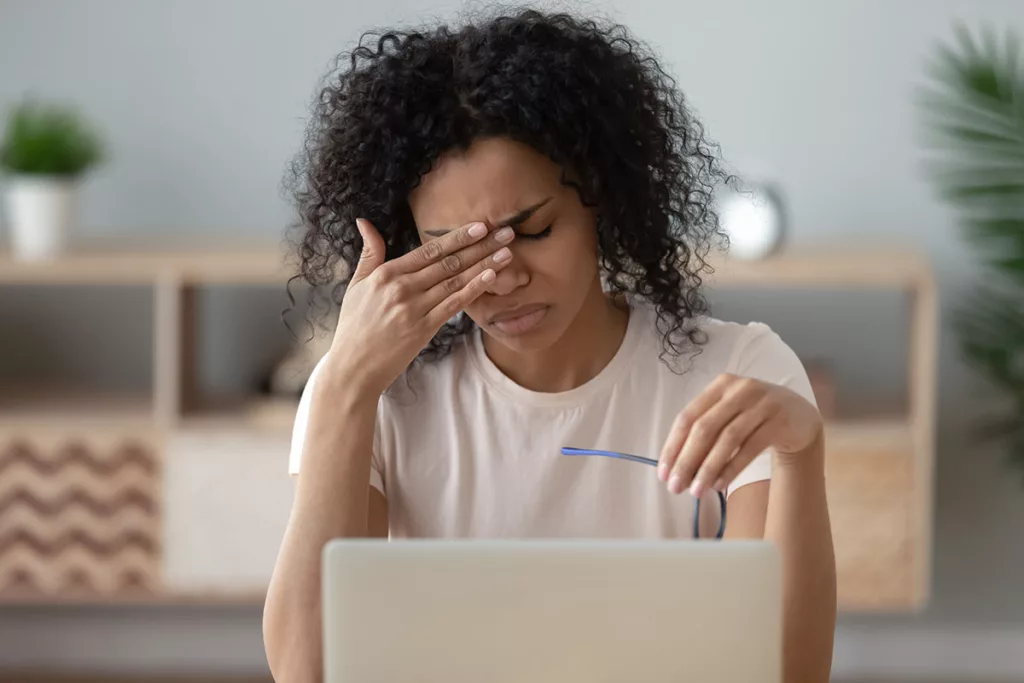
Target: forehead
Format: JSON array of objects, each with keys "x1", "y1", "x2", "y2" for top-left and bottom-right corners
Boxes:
[{"x1": 408, "y1": 137, "x2": 561, "y2": 231}]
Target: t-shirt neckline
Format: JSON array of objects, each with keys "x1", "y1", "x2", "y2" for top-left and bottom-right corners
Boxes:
[{"x1": 466, "y1": 301, "x2": 648, "y2": 408}]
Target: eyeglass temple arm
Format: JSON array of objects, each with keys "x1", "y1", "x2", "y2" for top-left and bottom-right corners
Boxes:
[{"x1": 562, "y1": 447, "x2": 727, "y2": 539}]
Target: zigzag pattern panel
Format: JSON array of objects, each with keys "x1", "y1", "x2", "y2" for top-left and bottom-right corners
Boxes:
[{"x1": 0, "y1": 435, "x2": 161, "y2": 599}]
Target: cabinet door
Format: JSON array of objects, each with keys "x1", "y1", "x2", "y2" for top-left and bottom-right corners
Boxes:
[
  {"x1": 0, "y1": 429, "x2": 161, "y2": 599},
  {"x1": 162, "y1": 429, "x2": 293, "y2": 597}
]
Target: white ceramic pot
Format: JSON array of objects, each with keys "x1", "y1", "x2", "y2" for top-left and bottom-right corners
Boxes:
[{"x1": 4, "y1": 175, "x2": 77, "y2": 260}]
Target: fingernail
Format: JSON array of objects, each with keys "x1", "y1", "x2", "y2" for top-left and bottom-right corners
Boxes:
[
  {"x1": 493, "y1": 247, "x2": 512, "y2": 263},
  {"x1": 355, "y1": 218, "x2": 367, "y2": 235},
  {"x1": 689, "y1": 480, "x2": 704, "y2": 499},
  {"x1": 468, "y1": 222, "x2": 488, "y2": 238},
  {"x1": 495, "y1": 227, "x2": 515, "y2": 243},
  {"x1": 668, "y1": 474, "x2": 683, "y2": 495},
  {"x1": 657, "y1": 462, "x2": 668, "y2": 482},
  {"x1": 482, "y1": 269, "x2": 496, "y2": 283}
]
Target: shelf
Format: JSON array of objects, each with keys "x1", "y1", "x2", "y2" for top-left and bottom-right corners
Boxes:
[
  {"x1": 0, "y1": 246, "x2": 930, "y2": 289},
  {"x1": 1, "y1": 676, "x2": 272, "y2": 683},
  {"x1": 825, "y1": 415, "x2": 914, "y2": 454},
  {"x1": 0, "y1": 676, "x2": 272, "y2": 683},
  {"x1": 0, "y1": 396, "x2": 904, "y2": 448},
  {"x1": 0, "y1": 413, "x2": 922, "y2": 611},
  {"x1": 174, "y1": 410, "x2": 910, "y2": 450},
  {"x1": 0, "y1": 588, "x2": 266, "y2": 607},
  {"x1": 0, "y1": 246, "x2": 291, "y2": 286},
  {"x1": 0, "y1": 390, "x2": 156, "y2": 432},
  {"x1": 706, "y1": 249, "x2": 931, "y2": 290},
  {"x1": 178, "y1": 396, "x2": 299, "y2": 435}
]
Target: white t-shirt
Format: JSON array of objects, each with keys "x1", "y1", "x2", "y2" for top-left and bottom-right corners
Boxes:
[{"x1": 288, "y1": 302, "x2": 816, "y2": 539}]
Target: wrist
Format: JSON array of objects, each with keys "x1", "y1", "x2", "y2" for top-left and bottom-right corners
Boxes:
[
  {"x1": 316, "y1": 351, "x2": 386, "y2": 404},
  {"x1": 773, "y1": 423, "x2": 825, "y2": 470},
  {"x1": 308, "y1": 366, "x2": 382, "y2": 432}
]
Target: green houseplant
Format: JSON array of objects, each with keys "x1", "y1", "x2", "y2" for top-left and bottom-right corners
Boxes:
[
  {"x1": 0, "y1": 100, "x2": 104, "y2": 260},
  {"x1": 919, "y1": 23, "x2": 1024, "y2": 480}
]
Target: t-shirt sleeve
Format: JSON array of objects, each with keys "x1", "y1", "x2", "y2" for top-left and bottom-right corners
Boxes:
[
  {"x1": 287, "y1": 355, "x2": 386, "y2": 495},
  {"x1": 724, "y1": 323, "x2": 819, "y2": 497}
]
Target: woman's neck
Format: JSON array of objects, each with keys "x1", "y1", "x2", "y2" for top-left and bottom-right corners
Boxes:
[{"x1": 482, "y1": 287, "x2": 630, "y2": 393}]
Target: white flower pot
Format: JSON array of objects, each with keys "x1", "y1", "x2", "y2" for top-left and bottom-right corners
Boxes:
[{"x1": 4, "y1": 176, "x2": 78, "y2": 261}]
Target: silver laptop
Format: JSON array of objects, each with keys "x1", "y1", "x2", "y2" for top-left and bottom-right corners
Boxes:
[{"x1": 323, "y1": 539, "x2": 781, "y2": 683}]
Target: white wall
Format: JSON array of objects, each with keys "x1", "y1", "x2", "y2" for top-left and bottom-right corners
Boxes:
[{"x1": 2, "y1": 0, "x2": 1024, "y2": 678}]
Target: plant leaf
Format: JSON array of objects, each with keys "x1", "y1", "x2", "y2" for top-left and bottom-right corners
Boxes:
[{"x1": 0, "y1": 100, "x2": 104, "y2": 176}]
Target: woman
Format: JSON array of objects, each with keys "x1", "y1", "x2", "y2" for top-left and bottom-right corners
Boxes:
[{"x1": 265, "y1": 8, "x2": 836, "y2": 683}]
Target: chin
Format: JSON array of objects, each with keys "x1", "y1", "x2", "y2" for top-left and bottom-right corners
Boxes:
[{"x1": 485, "y1": 327, "x2": 560, "y2": 353}]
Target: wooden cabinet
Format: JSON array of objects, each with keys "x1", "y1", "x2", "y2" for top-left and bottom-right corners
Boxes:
[
  {"x1": 710, "y1": 251, "x2": 937, "y2": 610},
  {"x1": 0, "y1": 246, "x2": 936, "y2": 610}
]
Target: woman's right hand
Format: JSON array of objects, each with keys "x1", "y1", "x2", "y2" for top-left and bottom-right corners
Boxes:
[{"x1": 326, "y1": 217, "x2": 515, "y2": 395}]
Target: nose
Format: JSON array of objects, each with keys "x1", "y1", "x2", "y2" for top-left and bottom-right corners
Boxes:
[{"x1": 485, "y1": 261, "x2": 529, "y2": 296}]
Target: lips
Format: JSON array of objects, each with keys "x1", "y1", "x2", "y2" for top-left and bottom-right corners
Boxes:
[
  {"x1": 488, "y1": 303, "x2": 549, "y2": 324},
  {"x1": 487, "y1": 304, "x2": 550, "y2": 336}
]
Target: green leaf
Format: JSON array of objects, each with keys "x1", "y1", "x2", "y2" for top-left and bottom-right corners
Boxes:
[
  {"x1": 965, "y1": 218, "x2": 1024, "y2": 238},
  {"x1": 1008, "y1": 424, "x2": 1024, "y2": 483},
  {"x1": 0, "y1": 100, "x2": 105, "y2": 176},
  {"x1": 954, "y1": 287, "x2": 1024, "y2": 395},
  {"x1": 953, "y1": 21, "x2": 982, "y2": 63},
  {"x1": 922, "y1": 102, "x2": 1024, "y2": 137},
  {"x1": 993, "y1": 256, "x2": 1024, "y2": 274},
  {"x1": 934, "y1": 123, "x2": 1020, "y2": 145},
  {"x1": 946, "y1": 183, "x2": 1024, "y2": 198}
]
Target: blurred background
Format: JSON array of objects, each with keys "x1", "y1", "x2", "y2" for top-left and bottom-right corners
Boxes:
[{"x1": 1, "y1": 0, "x2": 1023, "y2": 681}]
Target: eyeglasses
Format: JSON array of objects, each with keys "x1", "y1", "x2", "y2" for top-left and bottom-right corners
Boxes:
[{"x1": 561, "y1": 447, "x2": 727, "y2": 540}]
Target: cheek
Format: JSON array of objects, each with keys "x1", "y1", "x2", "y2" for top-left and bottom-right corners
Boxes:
[
  {"x1": 545, "y1": 221, "x2": 600, "y2": 280},
  {"x1": 529, "y1": 243, "x2": 594, "y2": 283}
]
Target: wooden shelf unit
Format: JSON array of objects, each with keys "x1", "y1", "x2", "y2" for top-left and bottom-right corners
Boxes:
[
  {"x1": 0, "y1": 246, "x2": 937, "y2": 611},
  {"x1": 709, "y1": 248, "x2": 937, "y2": 611}
]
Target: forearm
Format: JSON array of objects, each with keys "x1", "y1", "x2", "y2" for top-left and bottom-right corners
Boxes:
[
  {"x1": 292, "y1": 379, "x2": 378, "y2": 536},
  {"x1": 765, "y1": 432, "x2": 837, "y2": 683},
  {"x1": 264, "y1": 376, "x2": 379, "y2": 683}
]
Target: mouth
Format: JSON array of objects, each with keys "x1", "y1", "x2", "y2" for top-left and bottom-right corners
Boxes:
[{"x1": 487, "y1": 304, "x2": 550, "y2": 336}]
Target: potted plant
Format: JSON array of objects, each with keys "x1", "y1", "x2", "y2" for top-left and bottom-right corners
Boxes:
[
  {"x1": 0, "y1": 100, "x2": 104, "y2": 260},
  {"x1": 919, "y1": 24, "x2": 1024, "y2": 481}
]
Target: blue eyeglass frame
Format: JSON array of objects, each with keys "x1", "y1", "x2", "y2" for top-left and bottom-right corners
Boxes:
[{"x1": 561, "y1": 447, "x2": 727, "y2": 540}]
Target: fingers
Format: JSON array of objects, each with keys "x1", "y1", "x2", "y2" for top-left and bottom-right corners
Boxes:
[
  {"x1": 387, "y1": 221, "x2": 492, "y2": 277},
  {"x1": 424, "y1": 267, "x2": 497, "y2": 329},
  {"x1": 351, "y1": 218, "x2": 387, "y2": 283},
  {"x1": 712, "y1": 421, "x2": 776, "y2": 492},
  {"x1": 350, "y1": 218, "x2": 514, "y2": 342},
  {"x1": 660, "y1": 375, "x2": 772, "y2": 496},
  {"x1": 657, "y1": 374, "x2": 731, "y2": 482},
  {"x1": 422, "y1": 242, "x2": 514, "y2": 309},
  {"x1": 411, "y1": 225, "x2": 516, "y2": 290},
  {"x1": 689, "y1": 403, "x2": 770, "y2": 498},
  {"x1": 664, "y1": 393, "x2": 745, "y2": 495}
]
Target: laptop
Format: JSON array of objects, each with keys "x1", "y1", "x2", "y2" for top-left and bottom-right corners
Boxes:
[{"x1": 322, "y1": 539, "x2": 781, "y2": 683}]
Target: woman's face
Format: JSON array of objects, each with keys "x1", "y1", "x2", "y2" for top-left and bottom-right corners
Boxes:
[{"x1": 408, "y1": 137, "x2": 603, "y2": 353}]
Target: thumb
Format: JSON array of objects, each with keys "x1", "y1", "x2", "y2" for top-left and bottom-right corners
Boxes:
[{"x1": 351, "y1": 218, "x2": 386, "y2": 283}]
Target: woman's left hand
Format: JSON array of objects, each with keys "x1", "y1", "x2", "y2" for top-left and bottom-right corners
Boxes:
[{"x1": 658, "y1": 373, "x2": 823, "y2": 497}]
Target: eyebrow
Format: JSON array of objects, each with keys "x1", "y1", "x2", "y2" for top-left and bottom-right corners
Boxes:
[{"x1": 423, "y1": 197, "x2": 552, "y2": 237}]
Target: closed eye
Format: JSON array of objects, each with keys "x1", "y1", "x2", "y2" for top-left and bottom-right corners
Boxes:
[{"x1": 516, "y1": 224, "x2": 552, "y2": 241}]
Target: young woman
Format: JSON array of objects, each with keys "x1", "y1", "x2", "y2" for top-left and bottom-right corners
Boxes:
[{"x1": 265, "y1": 8, "x2": 836, "y2": 683}]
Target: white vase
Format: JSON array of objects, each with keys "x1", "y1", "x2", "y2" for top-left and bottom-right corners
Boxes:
[{"x1": 4, "y1": 175, "x2": 78, "y2": 261}]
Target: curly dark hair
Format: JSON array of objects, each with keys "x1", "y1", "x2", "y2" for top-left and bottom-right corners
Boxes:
[{"x1": 285, "y1": 6, "x2": 731, "y2": 364}]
